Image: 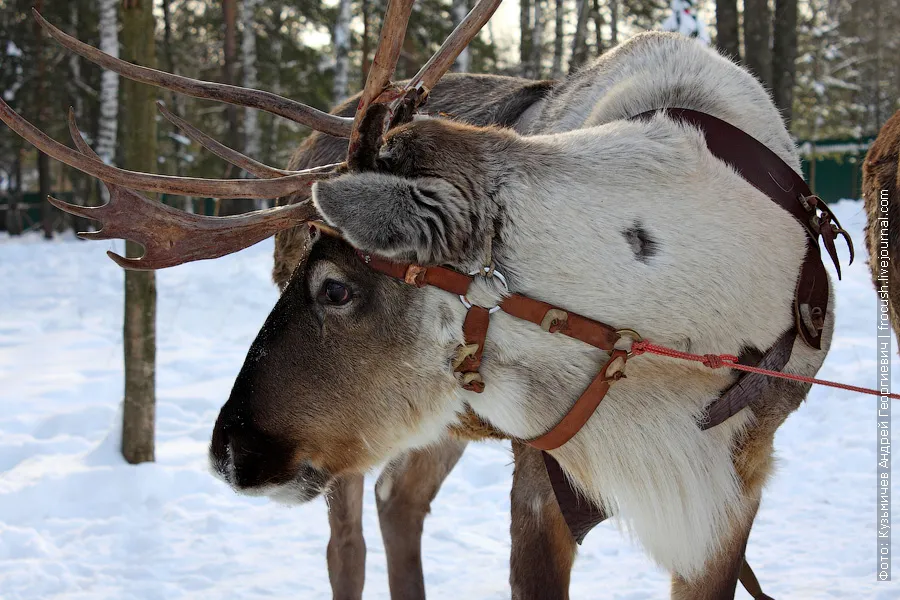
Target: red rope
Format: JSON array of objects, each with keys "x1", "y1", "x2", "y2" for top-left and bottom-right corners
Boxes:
[{"x1": 630, "y1": 340, "x2": 900, "y2": 400}]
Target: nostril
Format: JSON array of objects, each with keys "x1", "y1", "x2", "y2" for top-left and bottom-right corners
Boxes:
[{"x1": 209, "y1": 414, "x2": 234, "y2": 481}]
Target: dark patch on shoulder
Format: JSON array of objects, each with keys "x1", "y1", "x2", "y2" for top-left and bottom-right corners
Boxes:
[{"x1": 622, "y1": 222, "x2": 659, "y2": 262}]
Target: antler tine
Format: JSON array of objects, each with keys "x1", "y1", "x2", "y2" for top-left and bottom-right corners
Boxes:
[
  {"x1": 33, "y1": 9, "x2": 352, "y2": 138},
  {"x1": 156, "y1": 102, "x2": 294, "y2": 179},
  {"x1": 0, "y1": 98, "x2": 340, "y2": 199},
  {"x1": 46, "y1": 109, "x2": 322, "y2": 270},
  {"x1": 407, "y1": 0, "x2": 503, "y2": 93},
  {"x1": 347, "y1": 0, "x2": 416, "y2": 152}
]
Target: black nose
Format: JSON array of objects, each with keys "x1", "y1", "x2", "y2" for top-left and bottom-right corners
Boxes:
[{"x1": 210, "y1": 401, "x2": 299, "y2": 490}]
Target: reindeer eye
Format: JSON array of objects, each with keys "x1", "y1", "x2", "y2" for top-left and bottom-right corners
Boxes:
[{"x1": 319, "y1": 280, "x2": 351, "y2": 306}]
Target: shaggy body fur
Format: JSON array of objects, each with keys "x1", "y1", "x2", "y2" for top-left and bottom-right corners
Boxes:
[
  {"x1": 864, "y1": 109, "x2": 900, "y2": 343},
  {"x1": 267, "y1": 73, "x2": 569, "y2": 599},
  {"x1": 310, "y1": 33, "x2": 833, "y2": 578}
]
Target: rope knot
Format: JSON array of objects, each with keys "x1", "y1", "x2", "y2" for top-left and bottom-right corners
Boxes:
[
  {"x1": 702, "y1": 354, "x2": 727, "y2": 369},
  {"x1": 630, "y1": 340, "x2": 649, "y2": 356}
]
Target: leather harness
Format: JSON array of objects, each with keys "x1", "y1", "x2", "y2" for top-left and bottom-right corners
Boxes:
[
  {"x1": 349, "y1": 109, "x2": 851, "y2": 599},
  {"x1": 358, "y1": 108, "x2": 849, "y2": 451}
]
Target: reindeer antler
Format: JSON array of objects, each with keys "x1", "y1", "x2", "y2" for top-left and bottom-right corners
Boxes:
[
  {"x1": 51, "y1": 110, "x2": 324, "y2": 270},
  {"x1": 32, "y1": 9, "x2": 352, "y2": 139},
  {"x1": 1, "y1": 1, "x2": 501, "y2": 270}
]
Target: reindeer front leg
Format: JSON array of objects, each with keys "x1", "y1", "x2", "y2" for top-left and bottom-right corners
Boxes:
[
  {"x1": 670, "y1": 424, "x2": 776, "y2": 600},
  {"x1": 375, "y1": 438, "x2": 468, "y2": 600},
  {"x1": 326, "y1": 475, "x2": 367, "y2": 600}
]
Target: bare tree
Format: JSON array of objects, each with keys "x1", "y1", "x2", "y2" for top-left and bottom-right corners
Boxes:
[
  {"x1": 223, "y1": 0, "x2": 239, "y2": 153},
  {"x1": 551, "y1": 0, "x2": 565, "y2": 78},
  {"x1": 240, "y1": 1, "x2": 262, "y2": 153},
  {"x1": 333, "y1": 0, "x2": 352, "y2": 100},
  {"x1": 772, "y1": 0, "x2": 798, "y2": 125},
  {"x1": 520, "y1": 0, "x2": 532, "y2": 77},
  {"x1": 120, "y1": 0, "x2": 158, "y2": 465},
  {"x1": 161, "y1": 0, "x2": 192, "y2": 212},
  {"x1": 530, "y1": 0, "x2": 544, "y2": 78},
  {"x1": 452, "y1": 0, "x2": 471, "y2": 72},
  {"x1": 743, "y1": 0, "x2": 772, "y2": 87},
  {"x1": 591, "y1": 0, "x2": 604, "y2": 56},
  {"x1": 609, "y1": 0, "x2": 618, "y2": 46},
  {"x1": 96, "y1": 0, "x2": 118, "y2": 169},
  {"x1": 34, "y1": 0, "x2": 51, "y2": 238},
  {"x1": 715, "y1": 0, "x2": 740, "y2": 60},
  {"x1": 570, "y1": 0, "x2": 590, "y2": 73}
]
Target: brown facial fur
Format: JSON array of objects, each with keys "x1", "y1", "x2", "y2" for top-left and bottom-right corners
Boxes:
[
  {"x1": 213, "y1": 234, "x2": 450, "y2": 486},
  {"x1": 864, "y1": 109, "x2": 900, "y2": 345}
]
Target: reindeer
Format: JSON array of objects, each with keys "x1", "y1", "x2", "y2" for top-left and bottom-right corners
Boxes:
[
  {"x1": 864, "y1": 109, "x2": 900, "y2": 342},
  {"x1": 276, "y1": 77, "x2": 582, "y2": 600},
  {"x1": 3, "y1": 3, "x2": 847, "y2": 598}
]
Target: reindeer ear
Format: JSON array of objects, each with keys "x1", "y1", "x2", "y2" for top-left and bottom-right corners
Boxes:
[{"x1": 312, "y1": 172, "x2": 475, "y2": 265}]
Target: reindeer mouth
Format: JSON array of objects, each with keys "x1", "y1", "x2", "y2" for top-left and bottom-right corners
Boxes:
[{"x1": 208, "y1": 440, "x2": 332, "y2": 504}]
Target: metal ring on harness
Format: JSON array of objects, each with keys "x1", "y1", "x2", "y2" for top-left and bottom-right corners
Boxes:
[{"x1": 459, "y1": 266, "x2": 508, "y2": 314}]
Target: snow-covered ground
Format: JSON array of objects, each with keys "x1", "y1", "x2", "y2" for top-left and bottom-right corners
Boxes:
[{"x1": 0, "y1": 199, "x2": 896, "y2": 599}]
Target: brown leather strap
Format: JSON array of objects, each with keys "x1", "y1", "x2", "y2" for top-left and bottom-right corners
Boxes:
[
  {"x1": 542, "y1": 451, "x2": 608, "y2": 543},
  {"x1": 357, "y1": 251, "x2": 473, "y2": 296},
  {"x1": 527, "y1": 350, "x2": 629, "y2": 451},
  {"x1": 740, "y1": 558, "x2": 776, "y2": 600},
  {"x1": 500, "y1": 293, "x2": 620, "y2": 351},
  {"x1": 455, "y1": 306, "x2": 490, "y2": 393},
  {"x1": 631, "y1": 108, "x2": 835, "y2": 350},
  {"x1": 701, "y1": 329, "x2": 796, "y2": 430},
  {"x1": 360, "y1": 252, "x2": 623, "y2": 353}
]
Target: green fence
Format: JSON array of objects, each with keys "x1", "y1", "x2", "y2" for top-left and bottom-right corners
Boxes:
[{"x1": 798, "y1": 137, "x2": 875, "y2": 203}]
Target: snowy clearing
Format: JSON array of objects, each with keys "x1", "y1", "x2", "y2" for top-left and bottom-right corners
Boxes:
[{"x1": 0, "y1": 199, "x2": 897, "y2": 599}]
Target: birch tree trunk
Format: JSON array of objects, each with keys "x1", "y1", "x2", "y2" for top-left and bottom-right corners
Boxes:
[
  {"x1": 223, "y1": 0, "x2": 239, "y2": 156},
  {"x1": 452, "y1": 0, "x2": 470, "y2": 72},
  {"x1": 121, "y1": 0, "x2": 157, "y2": 465},
  {"x1": 96, "y1": 0, "x2": 119, "y2": 168},
  {"x1": 161, "y1": 0, "x2": 192, "y2": 212},
  {"x1": 551, "y1": 0, "x2": 564, "y2": 79},
  {"x1": 240, "y1": 0, "x2": 263, "y2": 207},
  {"x1": 333, "y1": 0, "x2": 352, "y2": 101},
  {"x1": 772, "y1": 0, "x2": 798, "y2": 126}
]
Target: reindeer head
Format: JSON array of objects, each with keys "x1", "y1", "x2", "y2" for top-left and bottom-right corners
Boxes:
[{"x1": 4, "y1": 2, "x2": 508, "y2": 501}]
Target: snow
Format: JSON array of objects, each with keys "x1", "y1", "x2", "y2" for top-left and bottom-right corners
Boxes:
[{"x1": 0, "y1": 200, "x2": 897, "y2": 598}]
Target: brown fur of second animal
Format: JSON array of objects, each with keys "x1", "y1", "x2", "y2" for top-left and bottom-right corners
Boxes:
[
  {"x1": 271, "y1": 74, "x2": 577, "y2": 600},
  {"x1": 864, "y1": 109, "x2": 900, "y2": 345}
]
